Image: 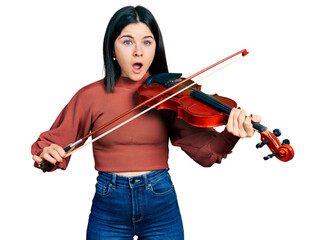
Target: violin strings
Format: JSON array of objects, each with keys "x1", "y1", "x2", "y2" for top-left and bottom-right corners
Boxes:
[{"x1": 66, "y1": 54, "x2": 244, "y2": 157}]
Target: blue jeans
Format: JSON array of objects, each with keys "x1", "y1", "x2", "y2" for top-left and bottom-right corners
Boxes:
[{"x1": 86, "y1": 169, "x2": 184, "y2": 239}]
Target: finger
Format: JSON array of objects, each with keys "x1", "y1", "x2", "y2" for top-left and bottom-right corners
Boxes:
[
  {"x1": 237, "y1": 110, "x2": 247, "y2": 137},
  {"x1": 233, "y1": 109, "x2": 247, "y2": 138},
  {"x1": 32, "y1": 155, "x2": 43, "y2": 164},
  {"x1": 232, "y1": 108, "x2": 242, "y2": 136},
  {"x1": 226, "y1": 108, "x2": 236, "y2": 133},
  {"x1": 40, "y1": 152, "x2": 57, "y2": 165},
  {"x1": 47, "y1": 148, "x2": 63, "y2": 163},
  {"x1": 250, "y1": 114, "x2": 262, "y2": 123},
  {"x1": 243, "y1": 116, "x2": 254, "y2": 137},
  {"x1": 227, "y1": 108, "x2": 242, "y2": 136},
  {"x1": 51, "y1": 144, "x2": 66, "y2": 158}
]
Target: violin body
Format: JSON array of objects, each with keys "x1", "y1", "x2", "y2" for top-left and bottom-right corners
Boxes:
[{"x1": 138, "y1": 79, "x2": 237, "y2": 128}]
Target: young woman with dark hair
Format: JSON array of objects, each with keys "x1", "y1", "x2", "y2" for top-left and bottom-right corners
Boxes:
[
  {"x1": 103, "y1": 6, "x2": 168, "y2": 92},
  {"x1": 31, "y1": 5, "x2": 260, "y2": 240}
]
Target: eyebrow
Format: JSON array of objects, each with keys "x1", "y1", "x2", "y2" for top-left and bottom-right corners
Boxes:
[{"x1": 120, "y1": 35, "x2": 154, "y2": 39}]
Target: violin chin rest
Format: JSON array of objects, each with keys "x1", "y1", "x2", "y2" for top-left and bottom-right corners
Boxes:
[{"x1": 145, "y1": 73, "x2": 182, "y2": 87}]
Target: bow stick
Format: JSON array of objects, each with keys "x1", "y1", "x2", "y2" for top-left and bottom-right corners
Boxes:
[{"x1": 39, "y1": 49, "x2": 248, "y2": 168}]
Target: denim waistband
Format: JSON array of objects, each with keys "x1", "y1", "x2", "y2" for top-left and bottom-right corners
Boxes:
[{"x1": 97, "y1": 169, "x2": 169, "y2": 189}]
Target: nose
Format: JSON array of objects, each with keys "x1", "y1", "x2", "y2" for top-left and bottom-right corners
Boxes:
[{"x1": 133, "y1": 44, "x2": 143, "y2": 57}]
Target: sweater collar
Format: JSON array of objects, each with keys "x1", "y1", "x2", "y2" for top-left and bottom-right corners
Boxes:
[{"x1": 115, "y1": 72, "x2": 150, "y2": 89}]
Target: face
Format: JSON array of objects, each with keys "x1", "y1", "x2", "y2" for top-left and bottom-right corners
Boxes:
[{"x1": 114, "y1": 22, "x2": 156, "y2": 81}]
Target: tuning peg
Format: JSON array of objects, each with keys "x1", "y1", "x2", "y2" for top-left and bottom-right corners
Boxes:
[
  {"x1": 263, "y1": 152, "x2": 278, "y2": 160},
  {"x1": 273, "y1": 129, "x2": 282, "y2": 137},
  {"x1": 282, "y1": 139, "x2": 290, "y2": 145},
  {"x1": 256, "y1": 140, "x2": 269, "y2": 149}
]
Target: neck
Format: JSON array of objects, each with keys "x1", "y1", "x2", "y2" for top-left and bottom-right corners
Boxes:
[{"x1": 115, "y1": 72, "x2": 150, "y2": 89}]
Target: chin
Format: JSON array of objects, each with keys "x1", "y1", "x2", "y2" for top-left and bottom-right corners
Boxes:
[{"x1": 129, "y1": 72, "x2": 146, "y2": 81}]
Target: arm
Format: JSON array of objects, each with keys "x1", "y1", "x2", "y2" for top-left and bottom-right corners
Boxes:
[
  {"x1": 168, "y1": 108, "x2": 260, "y2": 167},
  {"x1": 31, "y1": 88, "x2": 93, "y2": 172},
  {"x1": 168, "y1": 112, "x2": 239, "y2": 167}
]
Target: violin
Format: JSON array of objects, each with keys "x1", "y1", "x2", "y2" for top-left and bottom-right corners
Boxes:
[
  {"x1": 137, "y1": 72, "x2": 294, "y2": 162},
  {"x1": 38, "y1": 49, "x2": 294, "y2": 172}
]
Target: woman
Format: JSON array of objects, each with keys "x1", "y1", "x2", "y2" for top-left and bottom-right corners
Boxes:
[{"x1": 31, "y1": 5, "x2": 260, "y2": 239}]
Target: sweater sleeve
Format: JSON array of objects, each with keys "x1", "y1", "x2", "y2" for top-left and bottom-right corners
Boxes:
[
  {"x1": 168, "y1": 112, "x2": 240, "y2": 167},
  {"x1": 31, "y1": 88, "x2": 93, "y2": 172}
]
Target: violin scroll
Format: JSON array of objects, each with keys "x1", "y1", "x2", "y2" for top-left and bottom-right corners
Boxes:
[{"x1": 257, "y1": 129, "x2": 294, "y2": 162}]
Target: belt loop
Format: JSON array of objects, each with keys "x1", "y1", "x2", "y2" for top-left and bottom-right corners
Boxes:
[
  {"x1": 111, "y1": 174, "x2": 117, "y2": 189},
  {"x1": 143, "y1": 174, "x2": 149, "y2": 190}
]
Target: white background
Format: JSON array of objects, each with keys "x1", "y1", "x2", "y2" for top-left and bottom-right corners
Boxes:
[{"x1": 1, "y1": 0, "x2": 324, "y2": 239}]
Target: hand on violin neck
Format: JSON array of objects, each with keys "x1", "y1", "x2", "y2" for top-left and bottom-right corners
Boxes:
[{"x1": 226, "y1": 108, "x2": 261, "y2": 138}]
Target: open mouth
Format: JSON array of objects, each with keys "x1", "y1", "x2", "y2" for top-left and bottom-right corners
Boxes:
[{"x1": 132, "y1": 62, "x2": 143, "y2": 73}]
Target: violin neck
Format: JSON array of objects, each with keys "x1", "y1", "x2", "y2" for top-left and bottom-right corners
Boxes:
[{"x1": 190, "y1": 90, "x2": 267, "y2": 132}]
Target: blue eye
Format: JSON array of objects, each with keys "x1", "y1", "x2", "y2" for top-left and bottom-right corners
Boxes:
[
  {"x1": 124, "y1": 40, "x2": 132, "y2": 45},
  {"x1": 144, "y1": 41, "x2": 151, "y2": 46}
]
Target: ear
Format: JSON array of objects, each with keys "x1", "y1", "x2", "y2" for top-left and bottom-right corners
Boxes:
[{"x1": 112, "y1": 50, "x2": 116, "y2": 60}]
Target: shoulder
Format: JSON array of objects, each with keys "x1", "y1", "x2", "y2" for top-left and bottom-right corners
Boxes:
[
  {"x1": 66, "y1": 79, "x2": 108, "y2": 108},
  {"x1": 73, "y1": 79, "x2": 107, "y2": 101},
  {"x1": 76, "y1": 79, "x2": 107, "y2": 98}
]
